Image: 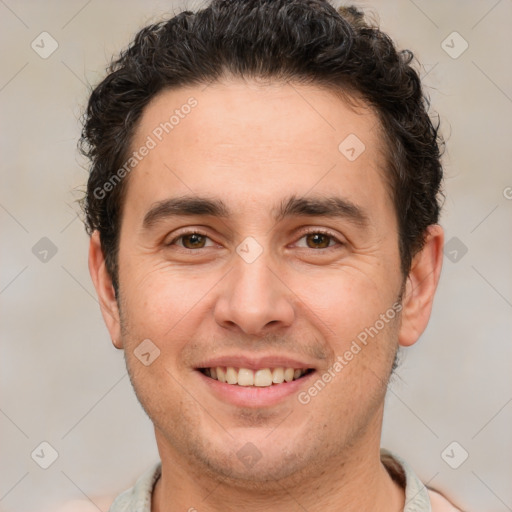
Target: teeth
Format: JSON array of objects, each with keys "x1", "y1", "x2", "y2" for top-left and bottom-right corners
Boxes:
[
  {"x1": 272, "y1": 367, "x2": 284, "y2": 384},
  {"x1": 217, "y1": 367, "x2": 226, "y2": 383},
  {"x1": 284, "y1": 368, "x2": 295, "y2": 382},
  {"x1": 254, "y1": 369, "x2": 273, "y2": 387},
  {"x1": 238, "y1": 368, "x2": 254, "y2": 386},
  {"x1": 226, "y1": 367, "x2": 238, "y2": 385},
  {"x1": 203, "y1": 366, "x2": 309, "y2": 387}
]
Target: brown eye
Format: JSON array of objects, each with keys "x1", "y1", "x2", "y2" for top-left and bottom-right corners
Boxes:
[
  {"x1": 305, "y1": 233, "x2": 333, "y2": 249},
  {"x1": 181, "y1": 233, "x2": 207, "y2": 249}
]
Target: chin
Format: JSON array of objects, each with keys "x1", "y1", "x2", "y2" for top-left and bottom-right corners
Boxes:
[
  {"x1": 179, "y1": 425, "x2": 322, "y2": 488},
  {"x1": 195, "y1": 447, "x2": 310, "y2": 487}
]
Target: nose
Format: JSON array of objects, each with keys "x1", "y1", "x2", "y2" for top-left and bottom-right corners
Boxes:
[{"x1": 213, "y1": 250, "x2": 295, "y2": 336}]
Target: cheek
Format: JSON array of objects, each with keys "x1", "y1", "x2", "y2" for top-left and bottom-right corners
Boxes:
[
  {"x1": 290, "y1": 266, "x2": 397, "y2": 344},
  {"x1": 119, "y1": 260, "x2": 221, "y2": 342},
  {"x1": 289, "y1": 266, "x2": 401, "y2": 399}
]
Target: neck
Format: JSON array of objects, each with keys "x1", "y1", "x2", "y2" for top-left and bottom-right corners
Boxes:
[{"x1": 152, "y1": 419, "x2": 404, "y2": 512}]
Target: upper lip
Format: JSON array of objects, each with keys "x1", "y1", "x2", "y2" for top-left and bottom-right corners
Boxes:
[{"x1": 195, "y1": 354, "x2": 316, "y2": 371}]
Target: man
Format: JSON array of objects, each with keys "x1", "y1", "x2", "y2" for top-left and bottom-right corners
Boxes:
[{"x1": 82, "y1": 0, "x2": 460, "y2": 510}]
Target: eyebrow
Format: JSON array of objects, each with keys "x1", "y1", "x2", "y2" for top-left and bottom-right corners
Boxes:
[
  {"x1": 142, "y1": 196, "x2": 230, "y2": 228},
  {"x1": 142, "y1": 194, "x2": 369, "y2": 229},
  {"x1": 274, "y1": 194, "x2": 369, "y2": 227}
]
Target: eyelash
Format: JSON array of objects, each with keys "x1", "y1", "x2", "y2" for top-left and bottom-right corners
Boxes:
[
  {"x1": 167, "y1": 230, "x2": 215, "y2": 250},
  {"x1": 294, "y1": 228, "x2": 343, "y2": 249},
  {"x1": 167, "y1": 228, "x2": 343, "y2": 251}
]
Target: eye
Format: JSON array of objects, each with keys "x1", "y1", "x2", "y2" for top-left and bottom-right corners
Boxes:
[
  {"x1": 295, "y1": 230, "x2": 342, "y2": 250},
  {"x1": 168, "y1": 231, "x2": 215, "y2": 250}
]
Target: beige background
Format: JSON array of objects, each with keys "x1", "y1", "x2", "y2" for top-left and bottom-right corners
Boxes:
[{"x1": 1, "y1": 1, "x2": 511, "y2": 510}]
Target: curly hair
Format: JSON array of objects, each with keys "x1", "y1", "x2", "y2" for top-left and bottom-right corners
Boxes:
[{"x1": 80, "y1": 0, "x2": 443, "y2": 292}]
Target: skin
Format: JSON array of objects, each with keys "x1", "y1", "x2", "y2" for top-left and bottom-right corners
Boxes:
[{"x1": 89, "y1": 80, "x2": 444, "y2": 511}]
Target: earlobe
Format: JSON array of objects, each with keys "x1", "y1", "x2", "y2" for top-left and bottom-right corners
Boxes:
[
  {"x1": 398, "y1": 224, "x2": 444, "y2": 347},
  {"x1": 88, "y1": 231, "x2": 123, "y2": 349}
]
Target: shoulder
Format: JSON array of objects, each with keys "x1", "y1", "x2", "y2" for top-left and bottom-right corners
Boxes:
[
  {"x1": 428, "y1": 489, "x2": 464, "y2": 512},
  {"x1": 380, "y1": 449, "x2": 463, "y2": 512},
  {"x1": 109, "y1": 462, "x2": 162, "y2": 511},
  {"x1": 54, "y1": 463, "x2": 161, "y2": 512}
]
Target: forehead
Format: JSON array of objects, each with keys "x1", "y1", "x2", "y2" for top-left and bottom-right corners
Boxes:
[{"x1": 126, "y1": 80, "x2": 390, "y2": 220}]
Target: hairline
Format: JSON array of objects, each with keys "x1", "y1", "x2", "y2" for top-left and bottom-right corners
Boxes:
[{"x1": 104, "y1": 77, "x2": 412, "y2": 291}]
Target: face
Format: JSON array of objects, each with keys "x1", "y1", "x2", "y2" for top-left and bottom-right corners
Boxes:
[{"x1": 100, "y1": 80, "x2": 409, "y2": 484}]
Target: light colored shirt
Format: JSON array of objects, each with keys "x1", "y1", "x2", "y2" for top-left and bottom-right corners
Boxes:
[{"x1": 108, "y1": 450, "x2": 435, "y2": 511}]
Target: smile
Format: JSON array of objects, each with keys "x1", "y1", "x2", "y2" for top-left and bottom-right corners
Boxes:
[{"x1": 199, "y1": 367, "x2": 313, "y2": 387}]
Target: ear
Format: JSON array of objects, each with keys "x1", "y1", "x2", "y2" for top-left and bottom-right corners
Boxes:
[
  {"x1": 88, "y1": 231, "x2": 123, "y2": 349},
  {"x1": 398, "y1": 224, "x2": 444, "y2": 347}
]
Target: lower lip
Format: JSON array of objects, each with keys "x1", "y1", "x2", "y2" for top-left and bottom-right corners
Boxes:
[{"x1": 197, "y1": 370, "x2": 316, "y2": 408}]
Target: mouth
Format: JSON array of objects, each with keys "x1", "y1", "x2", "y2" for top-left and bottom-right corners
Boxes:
[
  {"x1": 194, "y1": 356, "x2": 318, "y2": 407},
  {"x1": 198, "y1": 366, "x2": 315, "y2": 387}
]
